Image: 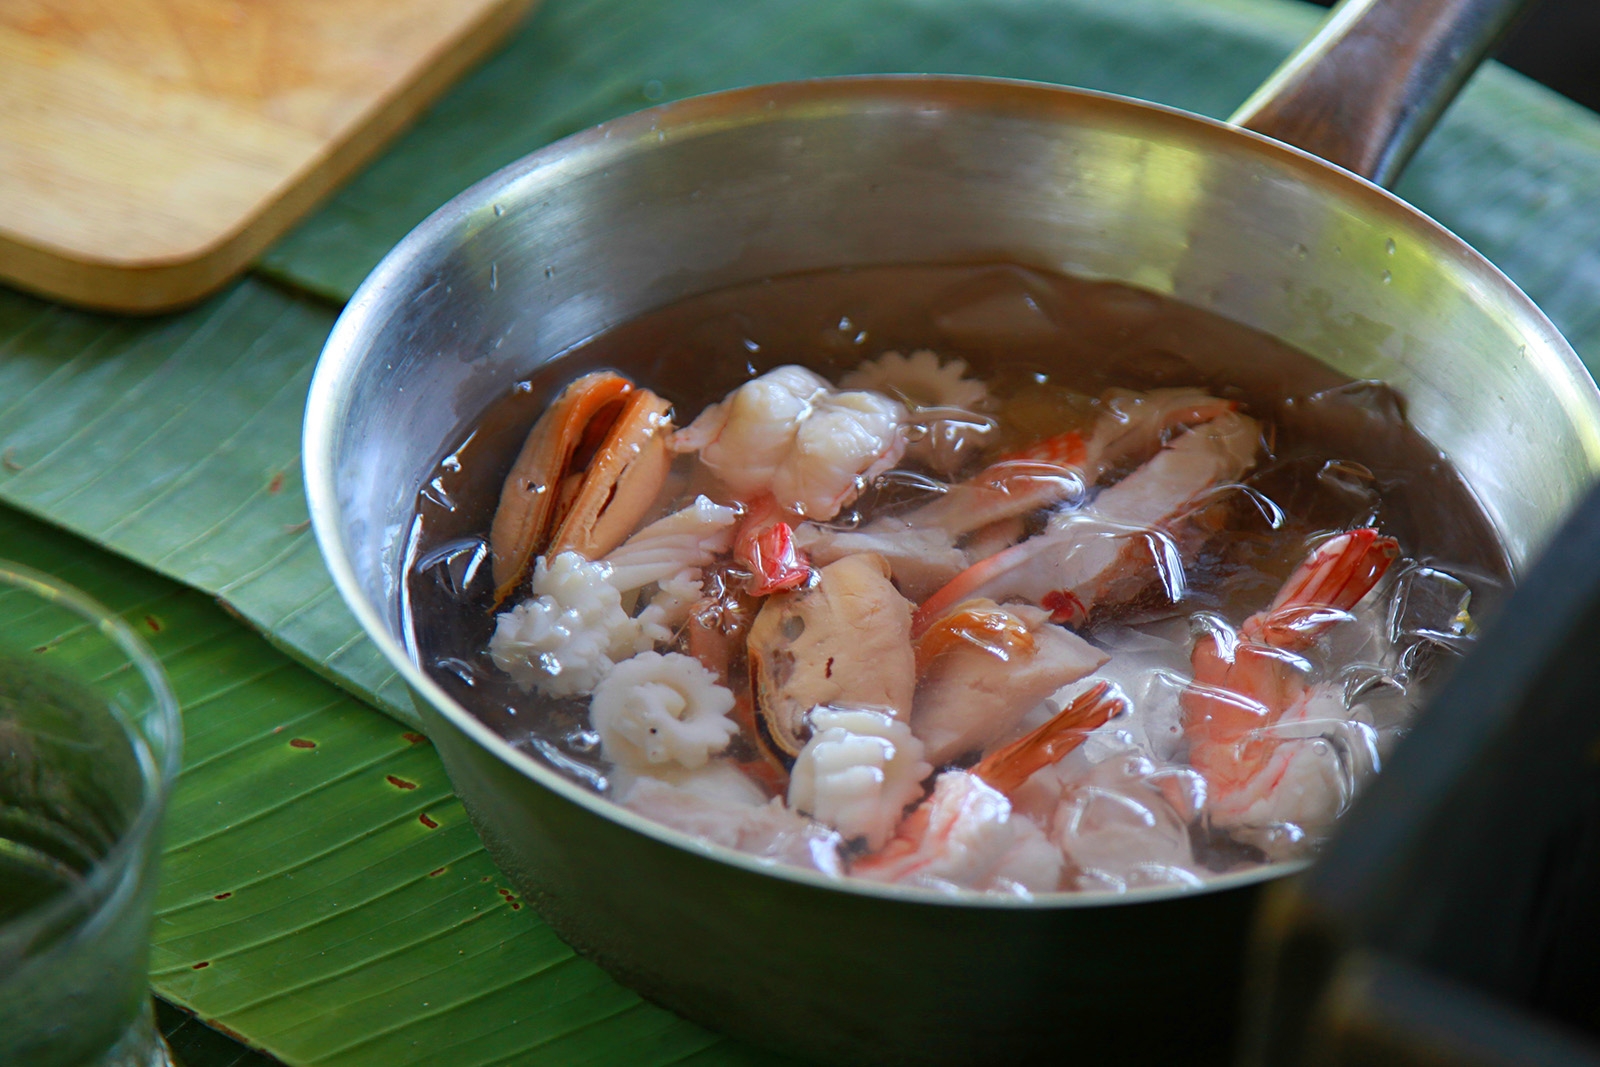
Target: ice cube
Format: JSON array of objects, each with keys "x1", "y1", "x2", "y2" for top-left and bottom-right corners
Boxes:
[
  {"x1": 1388, "y1": 565, "x2": 1475, "y2": 645},
  {"x1": 934, "y1": 266, "x2": 1063, "y2": 344}
]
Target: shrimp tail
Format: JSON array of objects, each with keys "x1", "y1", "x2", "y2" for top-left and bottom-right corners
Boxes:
[
  {"x1": 972, "y1": 680, "x2": 1126, "y2": 795},
  {"x1": 734, "y1": 495, "x2": 813, "y2": 596},
  {"x1": 1245, "y1": 528, "x2": 1400, "y2": 650}
]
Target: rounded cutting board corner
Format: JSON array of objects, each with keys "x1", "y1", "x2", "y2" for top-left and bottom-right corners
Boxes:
[{"x1": 0, "y1": 0, "x2": 539, "y2": 314}]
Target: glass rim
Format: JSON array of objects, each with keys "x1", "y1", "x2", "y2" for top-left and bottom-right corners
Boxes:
[{"x1": 0, "y1": 559, "x2": 184, "y2": 940}]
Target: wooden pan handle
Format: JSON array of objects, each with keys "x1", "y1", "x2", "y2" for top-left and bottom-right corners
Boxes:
[{"x1": 1230, "y1": 0, "x2": 1532, "y2": 187}]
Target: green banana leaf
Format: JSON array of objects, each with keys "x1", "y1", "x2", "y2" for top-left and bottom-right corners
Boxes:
[
  {"x1": 0, "y1": 280, "x2": 410, "y2": 723},
  {"x1": 4, "y1": 0, "x2": 1600, "y2": 1063},
  {"x1": 1, "y1": 503, "x2": 782, "y2": 1067}
]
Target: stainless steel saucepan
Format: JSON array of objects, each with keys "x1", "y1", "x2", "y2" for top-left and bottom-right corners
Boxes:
[{"x1": 303, "y1": 0, "x2": 1600, "y2": 1062}]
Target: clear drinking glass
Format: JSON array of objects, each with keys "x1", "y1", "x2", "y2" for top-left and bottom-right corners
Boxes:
[{"x1": 1, "y1": 560, "x2": 182, "y2": 1067}]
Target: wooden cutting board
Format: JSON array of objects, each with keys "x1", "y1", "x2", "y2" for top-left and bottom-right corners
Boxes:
[{"x1": 0, "y1": 0, "x2": 537, "y2": 313}]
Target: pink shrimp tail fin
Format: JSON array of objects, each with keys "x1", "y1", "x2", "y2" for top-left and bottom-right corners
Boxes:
[
  {"x1": 973, "y1": 680, "x2": 1126, "y2": 795},
  {"x1": 735, "y1": 494, "x2": 812, "y2": 596},
  {"x1": 1246, "y1": 528, "x2": 1400, "y2": 650}
]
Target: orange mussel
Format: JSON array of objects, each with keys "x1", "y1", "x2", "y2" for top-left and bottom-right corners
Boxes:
[{"x1": 489, "y1": 371, "x2": 673, "y2": 605}]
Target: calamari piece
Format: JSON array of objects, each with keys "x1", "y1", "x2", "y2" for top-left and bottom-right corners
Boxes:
[
  {"x1": 788, "y1": 706, "x2": 933, "y2": 849},
  {"x1": 672, "y1": 365, "x2": 906, "y2": 520},
  {"x1": 913, "y1": 409, "x2": 1261, "y2": 632},
  {"x1": 631, "y1": 574, "x2": 704, "y2": 647},
  {"x1": 590, "y1": 651, "x2": 738, "y2": 772},
  {"x1": 912, "y1": 601, "x2": 1109, "y2": 766},
  {"x1": 619, "y1": 764, "x2": 843, "y2": 875},
  {"x1": 854, "y1": 683, "x2": 1125, "y2": 894},
  {"x1": 490, "y1": 372, "x2": 673, "y2": 604},
  {"x1": 603, "y1": 495, "x2": 740, "y2": 593},
  {"x1": 615, "y1": 759, "x2": 770, "y2": 807},
  {"x1": 841, "y1": 350, "x2": 994, "y2": 473},
  {"x1": 841, "y1": 350, "x2": 990, "y2": 411},
  {"x1": 793, "y1": 518, "x2": 968, "y2": 602},
  {"x1": 747, "y1": 554, "x2": 916, "y2": 764},
  {"x1": 491, "y1": 552, "x2": 662, "y2": 697}
]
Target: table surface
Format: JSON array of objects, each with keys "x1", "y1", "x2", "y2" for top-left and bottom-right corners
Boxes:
[{"x1": 5, "y1": 0, "x2": 1600, "y2": 1064}]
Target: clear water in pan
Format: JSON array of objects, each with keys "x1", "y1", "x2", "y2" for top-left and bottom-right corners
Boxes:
[{"x1": 403, "y1": 262, "x2": 1510, "y2": 895}]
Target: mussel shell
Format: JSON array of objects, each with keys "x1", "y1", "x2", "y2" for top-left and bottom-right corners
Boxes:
[{"x1": 746, "y1": 553, "x2": 917, "y2": 766}]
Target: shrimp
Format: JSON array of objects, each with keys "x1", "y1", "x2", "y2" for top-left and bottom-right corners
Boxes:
[
  {"x1": 912, "y1": 407, "x2": 1261, "y2": 633},
  {"x1": 796, "y1": 389, "x2": 1239, "y2": 601},
  {"x1": 671, "y1": 366, "x2": 906, "y2": 521},
  {"x1": 910, "y1": 600, "x2": 1108, "y2": 765},
  {"x1": 900, "y1": 388, "x2": 1239, "y2": 543},
  {"x1": 852, "y1": 682, "x2": 1126, "y2": 893},
  {"x1": 1181, "y1": 528, "x2": 1399, "y2": 838},
  {"x1": 731, "y1": 494, "x2": 812, "y2": 596}
]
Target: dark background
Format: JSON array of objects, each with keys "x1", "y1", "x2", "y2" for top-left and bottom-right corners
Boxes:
[{"x1": 1304, "y1": 0, "x2": 1599, "y2": 113}]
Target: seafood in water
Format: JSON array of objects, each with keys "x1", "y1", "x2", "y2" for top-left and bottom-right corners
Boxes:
[
  {"x1": 672, "y1": 365, "x2": 906, "y2": 520},
  {"x1": 911, "y1": 599, "x2": 1109, "y2": 765},
  {"x1": 787, "y1": 706, "x2": 932, "y2": 849},
  {"x1": 840, "y1": 349, "x2": 994, "y2": 473},
  {"x1": 853, "y1": 683, "x2": 1126, "y2": 893},
  {"x1": 602, "y1": 495, "x2": 740, "y2": 592},
  {"x1": 794, "y1": 520, "x2": 968, "y2": 602},
  {"x1": 490, "y1": 371, "x2": 673, "y2": 604},
  {"x1": 1026, "y1": 752, "x2": 1208, "y2": 893},
  {"x1": 411, "y1": 267, "x2": 1496, "y2": 897},
  {"x1": 840, "y1": 349, "x2": 990, "y2": 413},
  {"x1": 589, "y1": 650, "x2": 739, "y2": 772},
  {"x1": 679, "y1": 584, "x2": 792, "y2": 796},
  {"x1": 798, "y1": 389, "x2": 1245, "y2": 603},
  {"x1": 619, "y1": 764, "x2": 843, "y2": 874},
  {"x1": 490, "y1": 552, "x2": 688, "y2": 697},
  {"x1": 903, "y1": 388, "x2": 1239, "y2": 543},
  {"x1": 747, "y1": 553, "x2": 916, "y2": 764},
  {"x1": 1181, "y1": 528, "x2": 1399, "y2": 836},
  {"x1": 732, "y1": 494, "x2": 812, "y2": 597},
  {"x1": 913, "y1": 406, "x2": 1261, "y2": 631}
]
